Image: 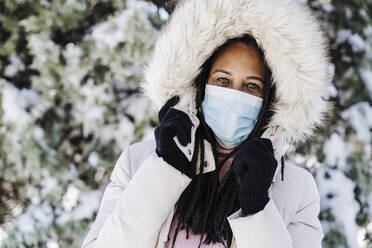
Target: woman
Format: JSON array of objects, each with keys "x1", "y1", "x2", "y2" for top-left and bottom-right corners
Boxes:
[{"x1": 82, "y1": 0, "x2": 330, "y2": 247}]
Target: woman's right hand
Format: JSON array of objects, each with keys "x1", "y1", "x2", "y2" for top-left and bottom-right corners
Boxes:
[{"x1": 154, "y1": 96, "x2": 195, "y2": 179}]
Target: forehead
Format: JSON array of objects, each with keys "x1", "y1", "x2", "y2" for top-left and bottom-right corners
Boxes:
[{"x1": 210, "y1": 42, "x2": 265, "y2": 74}]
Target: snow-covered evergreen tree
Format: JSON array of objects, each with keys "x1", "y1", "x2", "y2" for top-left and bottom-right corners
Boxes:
[
  {"x1": 291, "y1": 1, "x2": 372, "y2": 247},
  {"x1": 0, "y1": 0, "x2": 166, "y2": 246}
]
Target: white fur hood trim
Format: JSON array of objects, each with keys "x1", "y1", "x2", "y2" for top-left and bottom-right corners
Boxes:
[{"x1": 141, "y1": 0, "x2": 331, "y2": 144}]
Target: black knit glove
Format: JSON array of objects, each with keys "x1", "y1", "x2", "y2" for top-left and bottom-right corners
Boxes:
[
  {"x1": 154, "y1": 96, "x2": 195, "y2": 179},
  {"x1": 232, "y1": 137, "x2": 277, "y2": 215}
]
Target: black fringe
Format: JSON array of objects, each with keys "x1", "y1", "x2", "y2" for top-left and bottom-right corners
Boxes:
[{"x1": 169, "y1": 34, "x2": 281, "y2": 248}]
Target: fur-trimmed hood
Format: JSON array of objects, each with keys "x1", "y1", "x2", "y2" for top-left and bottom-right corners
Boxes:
[{"x1": 141, "y1": 0, "x2": 331, "y2": 160}]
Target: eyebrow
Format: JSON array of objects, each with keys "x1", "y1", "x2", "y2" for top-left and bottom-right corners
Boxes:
[{"x1": 212, "y1": 69, "x2": 265, "y2": 84}]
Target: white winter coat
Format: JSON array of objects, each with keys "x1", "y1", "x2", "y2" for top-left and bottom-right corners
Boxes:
[
  {"x1": 82, "y1": 0, "x2": 331, "y2": 247},
  {"x1": 82, "y1": 138, "x2": 324, "y2": 248}
]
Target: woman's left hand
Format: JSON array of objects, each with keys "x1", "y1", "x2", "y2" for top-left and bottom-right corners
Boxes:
[{"x1": 232, "y1": 137, "x2": 277, "y2": 215}]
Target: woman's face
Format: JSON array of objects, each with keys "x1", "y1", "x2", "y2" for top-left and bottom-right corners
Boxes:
[{"x1": 207, "y1": 42, "x2": 265, "y2": 98}]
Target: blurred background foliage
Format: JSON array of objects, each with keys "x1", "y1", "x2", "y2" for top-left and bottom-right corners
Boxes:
[{"x1": 0, "y1": 0, "x2": 371, "y2": 247}]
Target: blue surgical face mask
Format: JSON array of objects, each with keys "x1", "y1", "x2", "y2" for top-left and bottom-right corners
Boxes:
[{"x1": 201, "y1": 84, "x2": 263, "y2": 147}]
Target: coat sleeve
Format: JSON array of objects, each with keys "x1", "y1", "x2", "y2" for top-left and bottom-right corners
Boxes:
[
  {"x1": 227, "y1": 170, "x2": 324, "y2": 248},
  {"x1": 81, "y1": 146, "x2": 192, "y2": 248},
  {"x1": 81, "y1": 147, "x2": 132, "y2": 248}
]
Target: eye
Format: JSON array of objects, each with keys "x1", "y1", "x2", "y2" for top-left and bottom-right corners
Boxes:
[
  {"x1": 216, "y1": 77, "x2": 230, "y2": 85},
  {"x1": 244, "y1": 82, "x2": 261, "y2": 90}
]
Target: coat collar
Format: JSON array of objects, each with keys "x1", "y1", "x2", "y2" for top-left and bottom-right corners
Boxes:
[{"x1": 196, "y1": 126, "x2": 286, "y2": 183}]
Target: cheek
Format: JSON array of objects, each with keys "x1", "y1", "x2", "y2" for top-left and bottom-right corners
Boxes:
[
  {"x1": 206, "y1": 80, "x2": 216, "y2": 86},
  {"x1": 254, "y1": 91, "x2": 264, "y2": 98}
]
